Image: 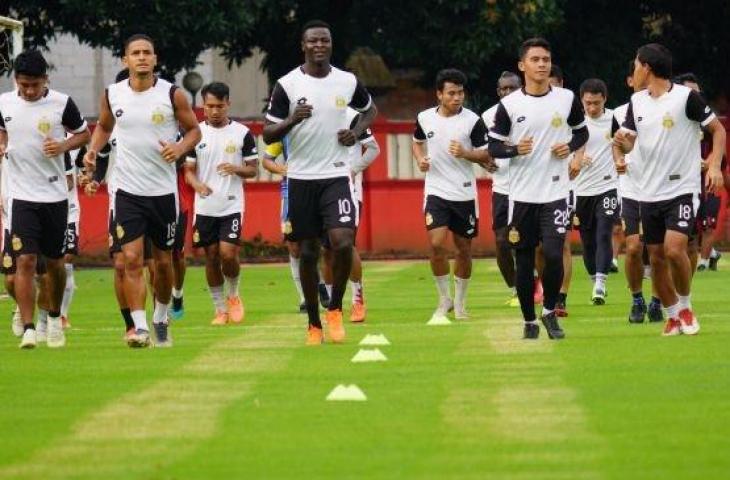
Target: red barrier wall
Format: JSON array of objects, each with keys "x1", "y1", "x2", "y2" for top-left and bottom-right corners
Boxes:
[{"x1": 74, "y1": 117, "x2": 729, "y2": 257}]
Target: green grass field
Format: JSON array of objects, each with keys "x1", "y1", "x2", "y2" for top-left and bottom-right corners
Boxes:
[{"x1": 1, "y1": 258, "x2": 729, "y2": 479}]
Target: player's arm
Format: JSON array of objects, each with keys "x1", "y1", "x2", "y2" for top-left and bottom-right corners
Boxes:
[
  {"x1": 85, "y1": 90, "x2": 115, "y2": 172},
  {"x1": 261, "y1": 142, "x2": 287, "y2": 175},
  {"x1": 412, "y1": 118, "x2": 430, "y2": 172},
  {"x1": 44, "y1": 97, "x2": 90, "y2": 158},
  {"x1": 488, "y1": 103, "x2": 533, "y2": 158},
  {"x1": 263, "y1": 82, "x2": 312, "y2": 144},
  {"x1": 0, "y1": 127, "x2": 7, "y2": 158},
  {"x1": 338, "y1": 80, "x2": 377, "y2": 147},
  {"x1": 551, "y1": 94, "x2": 588, "y2": 159},
  {"x1": 685, "y1": 90, "x2": 727, "y2": 193},
  {"x1": 183, "y1": 150, "x2": 212, "y2": 197},
  {"x1": 219, "y1": 131, "x2": 259, "y2": 179},
  {"x1": 449, "y1": 117, "x2": 491, "y2": 165},
  {"x1": 615, "y1": 100, "x2": 637, "y2": 154},
  {"x1": 160, "y1": 89, "x2": 201, "y2": 163},
  {"x1": 610, "y1": 114, "x2": 627, "y2": 174},
  {"x1": 350, "y1": 119, "x2": 380, "y2": 173}
]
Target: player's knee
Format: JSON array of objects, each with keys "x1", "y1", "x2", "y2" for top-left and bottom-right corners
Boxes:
[
  {"x1": 664, "y1": 242, "x2": 686, "y2": 261},
  {"x1": 16, "y1": 256, "x2": 36, "y2": 275},
  {"x1": 543, "y1": 243, "x2": 563, "y2": 265},
  {"x1": 299, "y1": 242, "x2": 320, "y2": 267},
  {"x1": 625, "y1": 238, "x2": 642, "y2": 258}
]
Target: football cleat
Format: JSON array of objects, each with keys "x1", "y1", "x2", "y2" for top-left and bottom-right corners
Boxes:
[
  {"x1": 541, "y1": 312, "x2": 565, "y2": 340},
  {"x1": 678, "y1": 309, "x2": 700, "y2": 335},
  {"x1": 227, "y1": 296, "x2": 244, "y2": 324},
  {"x1": 127, "y1": 329, "x2": 151, "y2": 348},
  {"x1": 46, "y1": 317, "x2": 66, "y2": 348},
  {"x1": 523, "y1": 322, "x2": 539, "y2": 339},
  {"x1": 19, "y1": 328, "x2": 37, "y2": 349},
  {"x1": 628, "y1": 302, "x2": 647, "y2": 324},
  {"x1": 591, "y1": 286, "x2": 606, "y2": 305},
  {"x1": 647, "y1": 300, "x2": 664, "y2": 323},
  {"x1": 211, "y1": 310, "x2": 229, "y2": 326},
  {"x1": 325, "y1": 309, "x2": 345, "y2": 343},
  {"x1": 306, "y1": 325, "x2": 324, "y2": 345},
  {"x1": 662, "y1": 318, "x2": 681, "y2": 337},
  {"x1": 350, "y1": 302, "x2": 366, "y2": 323},
  {"x1": 709, "y1": 252, "x2": 721, "y2": 271}
]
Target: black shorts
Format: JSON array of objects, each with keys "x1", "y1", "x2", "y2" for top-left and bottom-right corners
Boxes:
[
  {"x1": 193, "y1": 212, "x2": 242, "y2": 248},
  {"x1": 508, "y1": 199, "x2": 568, "y2": 249},
  {"x1": 425, "y1": 195, "x2": 479, "y2": 239},
  {"x1": 109, "y1": 211, "x2": 153, "y2": 260},
  {"x1": 640, "y1": 194, "x2": 698, "y2": 245},
  {"x1": 620, "y1": 197, "x2": 642, "y2": 237},
  {"x1": 492, "y1": 192, "x2": 509, "y2": 231},
  {"x1": 566, "y1": 190, "x2": 578, "y2": 230},
  {"x1": 65, "y1": 221, "x2": 80, "y2": 256},
  {"x1": 174, "y1": 210, "x2": 188, "y2": 252},
  {"x1": 287, "y1": 177, "x2": 357, "y2": 241},
  {"x1": 322, "y1": 200, "x2": 363, "y2": 250},
  {"x1": 575, "y1": 189, "x2": 619, "y2": 231},
  {"x1": 1, "y1": 229, "x2": 48, "y2": 275},
  {"x1": 114, "y1": 190, "x2": 178, "y2": 251},
  {"x1": 8, "y1": 198, "x2": 67, "y2": 259},
  {"x1": 697, "y1": 193, "x2": 721, "y2": 232}
]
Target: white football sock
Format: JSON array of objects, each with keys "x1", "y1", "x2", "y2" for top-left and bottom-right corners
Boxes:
[
  {"x1": 153, "y1": 300, "x2": 169, "y2": 325},
  {"x1": 131, "y1": 310, "x2": 148, "y2": 331},
  {"x1": 224, "y1": 275, "x2": 240, "y2": 298},
  {"x1": 454, "y1": 276, "x2": 469, "y2": 311},
  {"x1": 209, "y1": 284, "x2": 227, "y2": 312},
  {"x1": 434, "y1": 274, "x2": 450, "y2": 300},
  {"x1": 289, "y1": 255, "x2": 304, "y2": 302}
]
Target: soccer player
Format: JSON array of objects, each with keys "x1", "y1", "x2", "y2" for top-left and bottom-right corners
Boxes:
[
  {"x1": 263, "y1": 20, "x2": 377, "y2": 345},
  {"x1": 612, "y1": 61, "x2": 663, "y2": 323},
  {"x1": 573, "y1": 78, "x2": 618, "y2": 304},
  {"x1": 347, "y1": 108, "x2": 380, "y2": 322},
  {"x1": 185, "y1": 81, "x2": 257, "y2": 325},
  {"x1": 60, "y1": 151, "x2": 81, "y2": 329},
  {"x1": 483, "y1": 71, "x2": 522, "y2": 307},
  {"x1": 84, "y1": 34, "x2": 201, "y2": 348},
  {"x1": 413, "y1": 69, "x2": 490, "y2": 321},
  {"x1": 674, "y1": 73, "x2": 724, "y2": 273},
  {"x1": 489, "y1": 38, "x2": 588, "y2": 339},
  {"x1": 615, "y1": 43, "x2": 726, "y2": 336},
  {"x1": 0, "y1": 50, "x2": 90, "y2": 349}
]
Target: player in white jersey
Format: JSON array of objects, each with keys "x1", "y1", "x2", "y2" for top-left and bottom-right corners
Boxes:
[
  {"x1": 84, "y1": 34, "x2": 201, "y2": 348},
  {"x1": 346, "y1": 108, "x2": 380, "y2": 322},
  {"x1": 413, "y1": 69, "x2": 490, "y2": 321},
  {"x1": 263, "y1": 20, "x2": 377, "y2": 345},
  {"x1": 612, "y1": 62, "x2": 663, "y2": 324},
  {"x1": 483, "y1": 71, "x2": 522, "y2": 307},
  {"x1": 615, "y1": 43, "x2": 726, "y2": 336},
  {"x1": 184, "y1": 82, "x2": 258, "y2": 325},
  {"x1": 573, "y1": 79, "x2": 618, "y2": 305},
  {"x1": 0, "y1": 50, "x2": 90, "y2": 349},
  {"x1": 489, "y1": 38, "x2": 588, "y2": 340}
]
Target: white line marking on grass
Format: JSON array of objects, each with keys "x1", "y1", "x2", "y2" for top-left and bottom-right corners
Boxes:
[{"x1": 0, "y1": 317, "x2": 299, "y2": 480}]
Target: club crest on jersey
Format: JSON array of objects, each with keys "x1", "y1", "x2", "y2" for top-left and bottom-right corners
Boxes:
[
  {"x1": 116, "y1": 224, "x2": 125, "y2": 239},
  {"x1": 11, "y1": 235, "x2": 22, "y2": 252},
  {"x1": 37, "y1": 117, "x2": 51, "y2": 135},
  {"x1": 193, "y1": 229, "x2": 200, "y2": 243},
  {"x1": 573, "y1": 215, "x2": 580, "y2": 227},
  {"x1": 550, "y1": 113, "x2": 563, "y2": 128},
  {"x1": 508, "y1": 227, "x2": 520, "y2": 244},
  {"x1": 425, "y1": 213, "x2": 434, "y2": 226},
  {"x1": 151, "y1": 108, "x2": 165, "y2": 125},
  {"x1": 224, "y1": 141, "x2": 237, "y2": 154},
  {"x1": 335, "y1": 96, "x2": 346, "y2": 108},
  {"x1": 662, "y1": 113, "x2": 674, "y2": 129},
  {"x1": 604, "y1": 130, "x2": 612, "y2": 141},
  {"x1": 3, "y1": 254, "x2": 12, "y2": 269},
  {"x1": 283, "y1": 221, "x2": 292, "y2": 234}
]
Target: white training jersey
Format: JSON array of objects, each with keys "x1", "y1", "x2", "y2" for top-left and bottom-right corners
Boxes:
[
  {"x1": 65, "y1": 151, "x2": 81, "y2": 223},
  {"x1": 346, "y1": 108, "x2": 375, "y2": 204},
  {"x1": 0, "y1": 89, "x2": 87, "y2": 203},
  {"x1": 482, "y1": 103, "x2": 509, "y2": 195},
  {"x1": 187, "y1": 120, "x2": 258, "y2": 217},
  {"x1": 612, "y1": 104, "x2": 641, "y2": 201},
  {"x1": 414, "y1": 106, "x2": 488, "y2": 202},
  {"x1": 107, "y1": 78, "x2": 180, "y2": 196},
  {"x1": 575, "y1": 109, "x2": 617, "y2": 197},
  {"x1": 266, "y1": 66, "x2": 372, "y2": 180},
  {"x1": 621, "y1": 84, "x2": 714, "y2": 202},
  {"x1": 0, "y1": 160, "x2": 7, "y2": 226},
  {"x1": 489, "y1": 86, "x2": 586, "y2": 204}
]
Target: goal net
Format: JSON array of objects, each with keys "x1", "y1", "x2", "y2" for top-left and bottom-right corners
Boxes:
[{"x1": 0, "y1": 16, "x2": 23, "y2": 75}]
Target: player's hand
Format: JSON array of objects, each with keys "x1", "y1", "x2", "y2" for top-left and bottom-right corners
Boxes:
[
  {"x1": 551, "y1": 143, "x2": 571, "y2": 159},
  {"x1": 217, "y1": 163, "x2": 239, "y2": 176},
  {"x1": 517, "y1": 137, "x2": 533, "y2": 155},
  {"x1": 615, "y1": 157, "x2": 627, "y2": 174},
  {"x1": 84, "y1": 180, "x2": 100, "y2": 196},
  {"x1": 613, "y1": 130, "x2": 634, "y2": 152},
  {"x1": 194, "y1": 182, "x2": 213, "y2": 197},
  {"x1": 43, "y1": 137, "x2": 66, "y2": 157},
  {"x1": 337, "y1": 129, "x2": 357, "y2": 146},
  {"x1": 290, "y1": 103, "x2": 313, "y2": 125},
  {"x1": 448, "y1": 140, "x2": 466, "y2": 158},
  {"x1": 83, "y1": 149, "x2": 97, "y2": 172},
  {"x1": 0, "y1": 143, "x2": 6, "y2": 157},
  {"x1": 580, "y1": 154, "x2": 594, "y2": 168},
  {"x1": 159, "y1": 140, "x2": 182, "y2": 163},
  {"x1": 77, "y1": 172, "x2": 91, "y2": 188},
  {"x1": 701, "y1": 159, "x2": 709, "y2": 172},
  {"x1": 479, "y1": 158, "x2": 498, "y2": 173},
  {"x1": 569, "y1": 156, "x2": 582, "y2": 180},
  {"x1": 706, "y1": 165, "x2": 724, "y2": 194},
  {"x1": 417, "y1": 155, "x2": 431, "y2": 172}
]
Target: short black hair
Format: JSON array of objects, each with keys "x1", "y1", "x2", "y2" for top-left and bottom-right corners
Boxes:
[
  {"x1": 498, "y1": 70, "x2": 522, "y2": 86},
  {"x1": 549, "y1": 64, "x2": 563, "y2": 81},
  {"x1": 124, "y1": 34, "x2": 155, "y2": 54},
  {"x1": 115, "y1": 68, "x2": 130, "y2": 82},
  {"x1": 518, "y1": 37, "x2": 551, "y2": 59},
  {"x1": 302, "y1": 20, "x2": 331, "y2": 38},
  {"x1": 636, "y1": 43, "x2": 672, "y2": 79},
  {"x1": 201, "y1": 81, "x2": 230, "y2": 101},
  {"x1": 580, "y1": 78, "x2": 608, "y2": 98},
  {"x1": 435, "y1": 68, "x2": 467, "y2": 91},
  {"x1": 14, "y1": 50, "x2": 48, "y2": 77},
  {"x1": 674, "y1": 72, "x2": 699, "y2": 86}
]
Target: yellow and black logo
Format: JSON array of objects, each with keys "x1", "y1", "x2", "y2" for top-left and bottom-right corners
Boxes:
[
  {"x1": 116, "y1": 224, "x2": 125, "y2": 239},
  {"x1": 662, "y1": 112, "x2": 674, "y2": 129},
  {"x1": 224, "y1": 141, "x2": 237, "y2": 154},
  {"x1": 550, "y1": 113, "x2": 563, "y2": 128},
  {"x1": 151, "y1": 108, "x2": 165, "y2": 125},
  {"x1": 335, "y1": 96, "x2": 346, "y2": 108},
  {"x1": 3, "y1": 254, "x2": 12, "y2": 269},
  {"x1": 508, "y1": 227, "x2": 520, "y2": 244},
  {"x1": 11, "y1": 235, "x2": 22, "y2": 252},
  {"x1": 37, "y1": 116, "x2": 51, "y2": 135},
  {"x1": 573, "y1": 215, "x2": 580, "y2": 227},
  {"x1": 283, "y1": 221, "x2": 292, "y2": 235},
  {"x1": 425, "y1": 213, "x2": 433, "y2": 226},
  {"x1": 193, "y1": 229, "x2": 200, "y2": 243}
]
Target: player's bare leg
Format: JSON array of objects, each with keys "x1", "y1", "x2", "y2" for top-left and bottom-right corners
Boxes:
[
  {"x1": 452, "y1": 233, "x2": 473, "y2": 319},
  {"x1": 428, "y1": 226, "x2": 453, "y2": 318}
]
